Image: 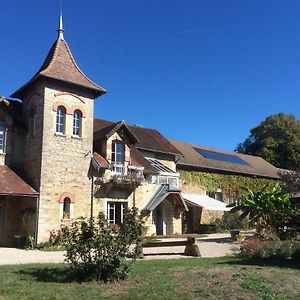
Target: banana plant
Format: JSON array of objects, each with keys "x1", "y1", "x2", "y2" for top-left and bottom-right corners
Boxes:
[{"x1": 227, "y1": 183, "x2": 297, "y2": 235}]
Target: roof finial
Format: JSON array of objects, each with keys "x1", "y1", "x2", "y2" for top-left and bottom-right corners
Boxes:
[{"x1": 57, "y1": 0, "x2": 64, "y2": 40}]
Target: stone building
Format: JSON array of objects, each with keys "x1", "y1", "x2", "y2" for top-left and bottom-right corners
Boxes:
[
  {"x1": 0, "y1": 16, "x2": 188, "y2": 246},
  {"x1": 0, "y1": 16, "x2": 280, "y2": 246}
]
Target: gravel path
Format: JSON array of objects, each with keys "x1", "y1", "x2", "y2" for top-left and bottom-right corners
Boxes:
[
  {"x1": 0, "y1": 248, "x2": 66, "y2": 265},
  {"x1": 0, "y1": 233, "x2": 240, "y2": 265},
  {"x1": 143, "y1": 233, "x2": 240, "y2": 260}
]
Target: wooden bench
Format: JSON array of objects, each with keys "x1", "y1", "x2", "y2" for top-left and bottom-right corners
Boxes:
[{"x1": 140, "y1": 235, "x2": 201, "y2": 257}]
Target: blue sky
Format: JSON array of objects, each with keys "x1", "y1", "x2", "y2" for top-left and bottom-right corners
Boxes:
[{"x1": 1, "y1": 1, "x2": 300, "y2": 151}]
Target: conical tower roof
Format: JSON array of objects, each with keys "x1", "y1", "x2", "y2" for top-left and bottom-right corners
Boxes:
[{"x1": 11, "y1": 15, "x2": 106, "y2": 99}]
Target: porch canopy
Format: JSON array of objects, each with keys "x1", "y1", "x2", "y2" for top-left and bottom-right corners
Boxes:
[
  {"x1": 142, "y1": 184, "x2": 188, "y2": 212},
  {"x1": 182, "y1": 193, "x2": 230, "y2": 211},
  {"x1": 0, "y1": 166, "x2": 38, "y2": 197}
]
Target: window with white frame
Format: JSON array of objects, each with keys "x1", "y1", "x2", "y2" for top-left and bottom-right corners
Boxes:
[
  {"x1": 158, "y1": 176, "x2": 179, "y2": 188},
  {"x1": 107, "y1": 201, "x2": 128, "y2": 225},
  {"x1": 111, "y1": 141, "x2": 125, "y2": 173},
  {"x1": 73, "y1": 110, "x2": 82, "y2": 136},
  {"x1": 56, "y1": 106, "x2": 66, "y2": 134},
  {"x1": 146, "y1": 158, "x2": 179, "y2": 188},
  {"x1": 0, "y1": 121, "x2": 5, "y2": 153}
]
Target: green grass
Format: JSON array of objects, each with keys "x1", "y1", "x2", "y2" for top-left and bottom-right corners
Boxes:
[{"x1": 0, "y1": 257, "x2": 299, "y2": 300}]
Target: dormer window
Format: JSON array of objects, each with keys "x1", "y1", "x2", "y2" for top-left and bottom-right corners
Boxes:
[
  {"x1": 111, "y1": 141, "x2": 124, "y2": 173},
  {"x1": 73, "y1": 110, "x2": 82, "y2": 137},
  {"x1": 0, "y1": 121, "x2": 5, "y2": 153},
  {"x1": 56, "y1": 106, "x2": 66, "y2": 134}
]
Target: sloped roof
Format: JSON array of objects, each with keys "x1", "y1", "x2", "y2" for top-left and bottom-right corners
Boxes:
[
  {"x1": 182, "y1": 193, "x2": 231, "y2": 211},
  {"x1": 142, "y1": 184, "x2": 188, "y2": 212},
  {"x1": 94, "y1": 118, "x2": 182, "y2": 156},
  {"x1": 171, "y1": 140, "x2": 280, "y2": 179},
  {"x1": 93, "y1": 152, "x2": 109, "y2": 169},
  {"x1": 11, "y1": 38, "x2": 106, "y2": 99},
  {"x1": 0, "y1": 166, "x2": 38, "y2": 196},
  {"x1": 94, "y1": 120, "x2": 139, "y2": 144},
  {"x1": 129, "y1": 146, "x2": 158, "y2": 175}
]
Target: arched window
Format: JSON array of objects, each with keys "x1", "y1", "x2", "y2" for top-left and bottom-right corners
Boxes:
[
  {"x1": 73, "y1": 110, "x2": 82, "y2": 136},
  {"x1": 56, "y1": 106, "x2": 66, "y2": 134},
  {"x1": 63, "y1": 197, "x2": 71, "y2": 219},
  {"x1": 0, "y1": 121, "x2": 5, "y2": 153}
]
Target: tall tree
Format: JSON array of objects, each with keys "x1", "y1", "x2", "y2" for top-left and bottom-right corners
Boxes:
[
  {"x1": 236, "y1": 113, "x2": 300, "y2": 170},
  {"x1": 279, "y1": 168, "x2": 300, "y2": 193}
]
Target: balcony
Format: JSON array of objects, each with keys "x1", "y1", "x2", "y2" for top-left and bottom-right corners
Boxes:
[{"x1": 95, "y1": 163, "x2": 144, "y2": 192}]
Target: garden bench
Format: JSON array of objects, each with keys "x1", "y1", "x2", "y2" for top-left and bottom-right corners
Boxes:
[{"x1": 141, "y1": 235, "x2": 201, "y2": 257}]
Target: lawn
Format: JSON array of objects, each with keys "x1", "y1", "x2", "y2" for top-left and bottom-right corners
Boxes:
[{"x1": 0, "y1": 257, "x2": 299, "y2": 300}]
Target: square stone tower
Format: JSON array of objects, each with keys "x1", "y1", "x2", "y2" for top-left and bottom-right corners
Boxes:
[{"x1": 10, "y1": 15, "x2": 106, "y2": 242}]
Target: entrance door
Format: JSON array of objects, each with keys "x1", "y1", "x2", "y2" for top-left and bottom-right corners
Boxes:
[
  {"x1": 155, "y1": 203, "x2": 167, "y2": 235},
  {"x1": 162, "y1": 205, "x2": 167, "y2": 235}
]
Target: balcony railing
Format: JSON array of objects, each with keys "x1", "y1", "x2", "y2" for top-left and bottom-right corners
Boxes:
[
  {"x1": 109, "y1": 162, "x2": 125, "y2": 174},
  {"x1": 109, "y1": 163, "x2": 144, "y2": 177},
  {"x1": 97, "y1": 163, "x2": 144, "y2": 188}
]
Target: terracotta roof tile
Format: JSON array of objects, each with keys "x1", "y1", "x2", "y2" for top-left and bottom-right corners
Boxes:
[
  {"x1": 0, "y1": 166, "x2": 38, "y2": 196},
  {"x1": 129, "y1": 146, "x2": 159, "y2": 175},
  {"x1": 94, "y1": 120, "x2": 139, "y2": 143},
  {"x1": 11, "y1": 39, "x2": 106, "y2": 99},
  {"x1": 93, "y1": 152, "x2": 109, "y2": 169},
  {"x1": 93, "y1": 118, "x2": 182, "y2": 156}
]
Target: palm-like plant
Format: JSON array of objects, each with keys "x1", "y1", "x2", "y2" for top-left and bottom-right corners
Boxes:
[{"x1": 228, "y1": 183, "x2": 297, "y2": 237}]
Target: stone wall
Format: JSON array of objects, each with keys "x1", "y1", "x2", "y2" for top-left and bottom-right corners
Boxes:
[
  {"x1": 94, "y1": 179, "x2": 183, "y2": 236},
  {"x1": 22, "y1": 84, "x2": 45, "y2": 190},
  {"x1": 200, "y1": 209, "x2": 225, "y2": 225},
  {"x1": 36, "y1": 83, "x2": 95, "y2": 243}
]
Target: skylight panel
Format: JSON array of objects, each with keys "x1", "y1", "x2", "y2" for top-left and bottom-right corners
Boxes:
[
  {"x1": 146, "y1": 158, "x2": 176, "y2": 173},
  {"x1": 193, "y1": 148, "x2": 250, "y2": 166}
]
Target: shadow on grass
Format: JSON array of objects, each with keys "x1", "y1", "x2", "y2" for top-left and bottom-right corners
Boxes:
[
  {"x1": 16, "y1": 266, "x2": 82, "y2": 283},
  {"x1": 218, "y1": 256, "x2": 300, "y2": 270}
]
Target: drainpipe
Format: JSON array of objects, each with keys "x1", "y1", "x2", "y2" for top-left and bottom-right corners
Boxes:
[
  {"x1": 90, "y1": 174, "x2": 94, "y2": 219},
  {"x1": 34, "y1": 195, "x2": 40, "y2": 245}
]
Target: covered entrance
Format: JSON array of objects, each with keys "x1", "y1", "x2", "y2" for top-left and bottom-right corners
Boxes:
[
  {"x1": 0, "y1": 166, "x2": 39, "y2": 247},
  {"x1": 142, "y1": 184, "x2": 188, "y2": 236}
]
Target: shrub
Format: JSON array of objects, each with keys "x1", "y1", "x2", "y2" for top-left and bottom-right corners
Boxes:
[
  {"x1": 62, "y1": 208, "x2": 145, "y2": 282},
  {"x1": 240, "y1": 235, "x2": 264, "y2": 258},
  {"x1": 240, "y1": 235, "x2": 300, "y2": 260},
  {"x1": 291, "y1": 242, "x2": 300, "y2": 261},
  {"x1": 228, "y1": 183, "x2": 298, "y2": 239},
  {"x1": 215, "y1": 212, "x2": 249, "y2": 232}
]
